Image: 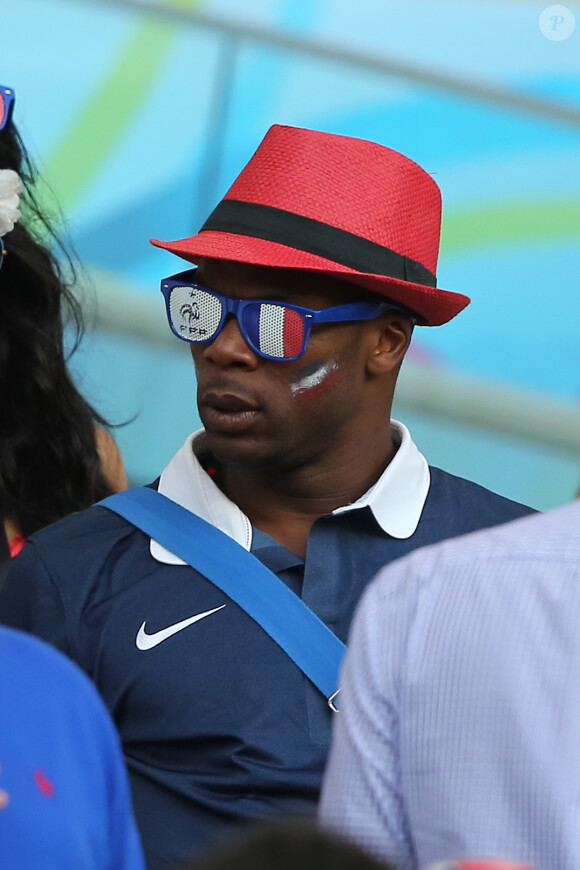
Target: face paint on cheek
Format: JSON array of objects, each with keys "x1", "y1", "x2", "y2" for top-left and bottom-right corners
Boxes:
[{"x1": 290, "y1": 360, "x2": 343, "y2": 401}]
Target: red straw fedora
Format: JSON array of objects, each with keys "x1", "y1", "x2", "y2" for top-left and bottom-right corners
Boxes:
[{"x1": 151, "y1": 125, "x2": 470, "y2": 326}]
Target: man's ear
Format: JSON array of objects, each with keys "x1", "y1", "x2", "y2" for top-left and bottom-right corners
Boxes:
[{"x1": 366, "y1": 315, "x2": 414, "y2": 375}]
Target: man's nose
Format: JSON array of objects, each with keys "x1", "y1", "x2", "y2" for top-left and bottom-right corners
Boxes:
[{"x1": 201, "y1": 315, "x2": 260, "y2": 368}]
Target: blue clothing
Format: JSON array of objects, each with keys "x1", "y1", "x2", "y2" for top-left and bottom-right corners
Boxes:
[
  {"x1": 0, "y1": 625, "x2": 145, "y2": 870},
  {"x1": 0, "y1": 466, "x2": 532, "y2": 870},
  {"x1": 320, "y1": 501, "x2": 580, "y2": 870}
]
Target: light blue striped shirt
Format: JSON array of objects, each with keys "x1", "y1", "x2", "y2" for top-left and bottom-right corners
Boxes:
[{"x1": 320, "y1": 501, "x2": 580, "y2": 870}]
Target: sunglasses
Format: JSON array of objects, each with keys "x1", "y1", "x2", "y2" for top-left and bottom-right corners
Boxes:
[
  {"x1": 161, "y1": 269, "x2": 404, "y2": 362},
  {"x1": 0, "y1": 86, "x2": 15, "y2": 132}
]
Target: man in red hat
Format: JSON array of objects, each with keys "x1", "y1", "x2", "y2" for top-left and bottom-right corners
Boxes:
[{"x1": 0, "y1": 125, "x2": 532, "y2": 870}]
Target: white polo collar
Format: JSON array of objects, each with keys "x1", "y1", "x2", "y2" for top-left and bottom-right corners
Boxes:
[{"x1": 150, "y1": 420, "x2": 430, "y2": 565}]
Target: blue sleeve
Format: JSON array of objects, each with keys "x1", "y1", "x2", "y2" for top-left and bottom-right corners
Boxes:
[{"x1": 0, "y1": 625, "x2": 145, "y2": 870}]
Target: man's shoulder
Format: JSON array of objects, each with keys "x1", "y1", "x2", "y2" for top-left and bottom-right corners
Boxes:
[
  {"x1": 30, "y1": 482, "x2": 163, "y2": 553},
  {"x1": 427, "y1": 465, "x2": 535, "y2": 524},
  {"x1": 431, "y1": 497, "x2": 580, "y2": 565},
  {"x1": 374, "y1": 499, "x2": 580, "y2": 606},
  {"x1": 364, "y1": 469, "x2": 539, "y2": 611},
  {"x1": 33, "y1": 501, "x2": 133, "y2": 537},
  {"x1": 21, "y1": 493, "x2": 159, "y2": 595},
  {"x1": 1, "y1": 490, "x2": 174, "y2": 639},
  {"x1": 29, "y1": 502, "x2": 144, "y2": 558}
]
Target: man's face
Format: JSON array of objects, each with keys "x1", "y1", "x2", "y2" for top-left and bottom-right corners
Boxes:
[{"x1": 190, "y1": 259, "x2": 392, "y2": 473}]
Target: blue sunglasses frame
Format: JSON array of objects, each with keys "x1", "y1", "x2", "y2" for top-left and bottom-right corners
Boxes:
[
  {"x1": 160, "y1": 269, "x2": 405, "y2": 362},
  {"x1": 0, "y1": 85, "x2": 15, "y2": 132}
]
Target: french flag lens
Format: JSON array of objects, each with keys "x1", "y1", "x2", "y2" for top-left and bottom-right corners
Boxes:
[
  {"x1": 169, "y1": 286, "x2": 222, "y2": 342},
  {"x1": 254, "y1": 304, "x2": 305, "y2": 359}
]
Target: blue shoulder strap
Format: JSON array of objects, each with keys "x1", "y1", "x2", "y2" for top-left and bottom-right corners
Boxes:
[{"x1": 98, "y1": 487, "x2": 345, "y2": 710}]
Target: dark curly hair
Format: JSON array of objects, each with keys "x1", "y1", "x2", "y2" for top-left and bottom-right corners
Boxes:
[{"x1": 0, "y1": 118, "x2": 115, "y2": 538}]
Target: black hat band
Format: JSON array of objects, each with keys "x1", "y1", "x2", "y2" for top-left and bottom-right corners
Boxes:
[{"x1": 201, "y1": 199, "x2": 437, "y2": 288}]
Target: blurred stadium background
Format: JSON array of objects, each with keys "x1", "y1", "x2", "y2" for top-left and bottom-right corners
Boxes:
[{"x1": 3, "y1": 0, "x2": 580, "y2": 508}]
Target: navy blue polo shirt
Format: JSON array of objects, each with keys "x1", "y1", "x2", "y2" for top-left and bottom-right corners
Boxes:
[{"x1": 0, "y1": 425, "x2": 534, "y2": 870}]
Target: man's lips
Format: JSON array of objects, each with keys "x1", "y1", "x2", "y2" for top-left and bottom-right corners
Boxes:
[
  {"x1": 200, "y1": 391, "x2": 261, "y2": 435},
  {"x1": 201, "y1": 392, "x2": 260, "y2": 413}
]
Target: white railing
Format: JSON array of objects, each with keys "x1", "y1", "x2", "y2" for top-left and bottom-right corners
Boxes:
[{"x1": 78, "y1": 0, "x2": 580, "y2": 127}]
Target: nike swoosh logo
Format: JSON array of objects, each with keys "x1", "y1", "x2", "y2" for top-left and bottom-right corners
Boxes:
[{"x1": 136, "y1": 605, "x2": 226, "y2": 650}]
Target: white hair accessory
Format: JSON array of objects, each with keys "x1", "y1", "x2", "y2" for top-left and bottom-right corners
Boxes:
[{"x1": 0, "y1": 168, "x2": 23, "y2": 237}]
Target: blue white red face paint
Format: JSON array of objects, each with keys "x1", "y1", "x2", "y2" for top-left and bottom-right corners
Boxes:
[{"x1": 290, "y1": 360, "x2": 342, "y2": 400}]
